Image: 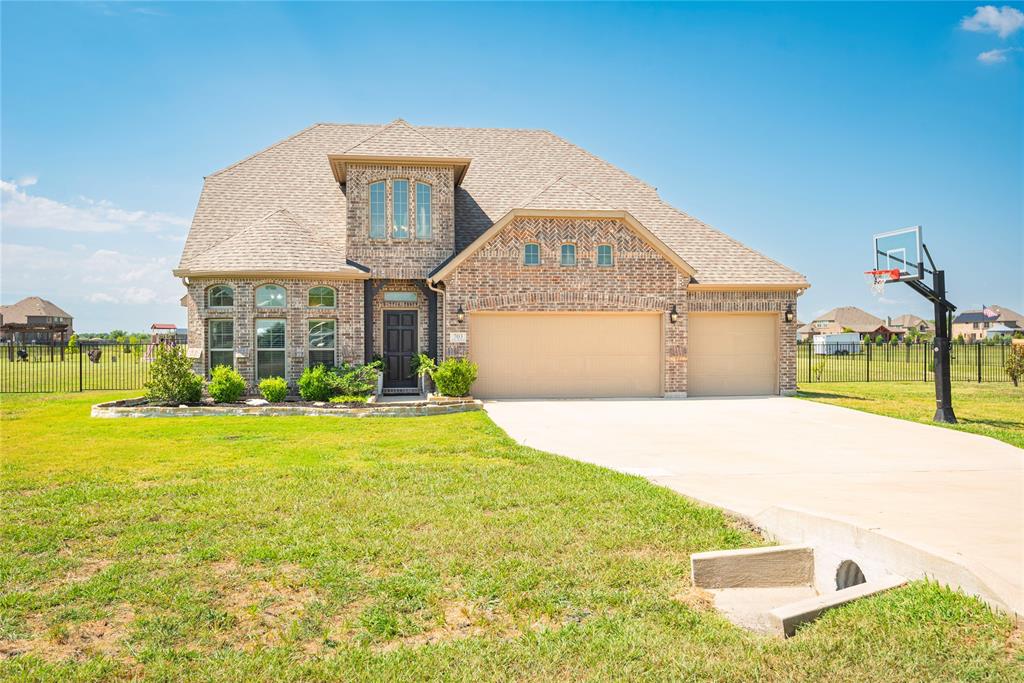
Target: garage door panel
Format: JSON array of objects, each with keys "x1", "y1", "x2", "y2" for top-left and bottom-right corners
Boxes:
[
  {"x1": 470, "y1": 313, "x2": 661, "y2": 399},
  {"x1": 688, "y1": 314, "x2": 778, "y2": 397}
]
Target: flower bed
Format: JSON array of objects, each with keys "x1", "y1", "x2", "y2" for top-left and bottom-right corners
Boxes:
[{"x1": 91, "y1": 396, "x2": 482, "y2": 419}]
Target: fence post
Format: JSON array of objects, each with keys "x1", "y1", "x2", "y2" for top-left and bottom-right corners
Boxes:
[
  {"x1": 79, "y1": 345, "x2": 84, "y2": 392},
  {"x1": 866, "y1": 341, "x2": 871, "y2": 382},
  {"x1": 977, "y1": 344, "x2": 982, "y2": 383}
]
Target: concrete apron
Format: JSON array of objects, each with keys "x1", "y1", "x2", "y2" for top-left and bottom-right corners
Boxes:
[{"x1": 484, "y1": 397, "x2": 1023, "y2": 619}]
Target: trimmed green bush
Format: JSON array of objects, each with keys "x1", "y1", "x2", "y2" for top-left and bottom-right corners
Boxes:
[
  {"x1": 259, "y1": 377, "x2": 288, "y2": 403},
  {"x1": 298, "y1": 364, "x2": 338, "y2": 402},
  {"x1": 144, "y1": 344, "x2": 203, "y2": 405},
  {"x1": 208, "y1": 365, "x2": 246, "y2": 403},
  {"x1": 431, "y1": 357, "x2": 478, "y2": 397},
  {"x1": 1006, "y1": 346, "x2": 1024, "y2": 387},
  {"x1": 333, "y1": 361, "x2": 380, "y2": 397}
]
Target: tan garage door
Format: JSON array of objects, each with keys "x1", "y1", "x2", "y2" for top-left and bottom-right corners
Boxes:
[
  {"x1": 469, "y1": 312, "x2": 662, "y2": 399},
  {"x1": 688, "y1": 313, "x2": 778, "y2": 396}
]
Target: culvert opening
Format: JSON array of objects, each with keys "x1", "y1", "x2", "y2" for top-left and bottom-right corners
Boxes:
[{"x1": 836, "y1": 560, "x2": 866, "y2": 590}]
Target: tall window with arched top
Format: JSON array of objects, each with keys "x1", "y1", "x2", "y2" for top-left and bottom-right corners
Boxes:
[
  {"x1": 392, "y1": 179, "x2": 409, "y2": 238},
  {"x1": 207, "y1": 284, "x2": 234, "y2": 307},
  {"x1": 256, "y1": 284, "x2": 286, "y2": 308},
  {"x1": 416, "y1": 182, "x2": 432, "y2": 238},
  {"x1": 308, "y1": 286, "x2": 335, "y2": 308},
  {"x1": 369, "y1": 181, "x2": 386, "y2": 239}
]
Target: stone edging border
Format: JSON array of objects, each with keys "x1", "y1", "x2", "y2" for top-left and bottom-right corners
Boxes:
[{"x1": 91, "y1": 397, "x2": 483, "y2": 419}]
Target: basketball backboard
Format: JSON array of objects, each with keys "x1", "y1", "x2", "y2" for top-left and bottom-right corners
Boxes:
[{"x1": 872, "y1": 225, "x2": 923, "y2": 282}]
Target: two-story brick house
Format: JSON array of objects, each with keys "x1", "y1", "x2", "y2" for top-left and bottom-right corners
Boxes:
[{"x1": 175, "y1": 120, "x2": 809, "y2": 398}]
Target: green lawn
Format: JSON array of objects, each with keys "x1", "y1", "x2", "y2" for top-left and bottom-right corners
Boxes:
[
  {"x1": 1, "y1": 393, "x2": 1020, "y2": 681},
  {"x1": 798, "y1": 382, "x2": 1024, "y2": 449}
]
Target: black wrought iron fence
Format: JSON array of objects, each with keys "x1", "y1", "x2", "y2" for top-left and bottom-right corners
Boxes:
[
  {"x1": 0, "y1": 342, "x2": 153, "y2": 393},
  {"x1": 798, "y1": 341, "x2": 1016, "y2": 383}
]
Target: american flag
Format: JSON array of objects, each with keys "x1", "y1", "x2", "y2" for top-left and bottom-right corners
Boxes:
[{"x1": 982, "y1": 305, "x2": 998, "y2": 318}]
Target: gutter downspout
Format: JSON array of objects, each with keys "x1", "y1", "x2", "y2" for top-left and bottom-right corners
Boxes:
[{"x1": 426, "y1": 279, "x2": 446, "y2": 360}]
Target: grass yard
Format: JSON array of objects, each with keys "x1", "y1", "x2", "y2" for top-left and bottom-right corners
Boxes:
[
  {"x1": 1, "y1": 393, "x2": 1020, "y2": 681},
  {"x1": 798, "y1": 382, "x2": 1024, "y2": 449}
]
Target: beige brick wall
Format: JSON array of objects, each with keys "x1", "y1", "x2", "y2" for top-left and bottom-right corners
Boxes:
[
  {"x1": 185, "y1": 277, "x2": 363, "y2": 388},
  {"x1": 346, "y1": 164, "x2": 455, "y2": 279},
  {"x1": 686, "y1": 289, "x2": 799, "y2": 393},
  {"x1": 440, "y1": 216, "x2": 690, "y2": 393}
]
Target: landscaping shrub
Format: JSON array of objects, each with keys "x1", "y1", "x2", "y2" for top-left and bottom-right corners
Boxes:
[
  {"x1": 259, "y1": 377, "x2": 288, "y2": 402},
  {"x1": 333, "y1": 361, "x2": 381, "y2": 397},
  {"x1": 144, "y1": 343, "x2": 203, "y2": 404},
  {"x1": 298, "y1": 364, "x2": 338, "y2": 401},
  {"x1": 431, "y1": 357, "x2": 478, "y2": 396},
  {"x1": 208, "y1": 365, "x2": 246, "y2": 403},
  {"x1": 1006, "y1": 346, "x2": 1024, "y2": 387},
  {"x1": 328, "y1": 394, "x2": 368, "y2": 404}
]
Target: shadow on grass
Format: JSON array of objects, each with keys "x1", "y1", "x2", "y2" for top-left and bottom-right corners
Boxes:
[
  {"x1": 958, "y1": 417, "x2": 1024, "y2": 430},
  {"x1": 796, "y1": 391, "x2": 869, "y2": 401}
]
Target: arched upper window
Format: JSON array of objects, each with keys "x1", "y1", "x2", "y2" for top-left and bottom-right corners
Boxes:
[
  {"x1": 207, "y1": 284, "x2": 234, "y2": 307},
  {"x1": 255, "y1": 284, "x2": 286, "y2": 308},
  {"x1": 369, "y1": 181, "x2": 386, "y2": 239},
  {"x1": 308, "y1": 286, "x2": 336, "y2": 308},
  {"x1": 416, "y1": 182, "x2": 432, "y2": 238}
]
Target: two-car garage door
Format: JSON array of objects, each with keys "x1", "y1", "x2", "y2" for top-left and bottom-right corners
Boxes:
[
  {"x1": 469, "y1": 312, "x2": 662, "y2": 399},
  {"x1": 468, "y1": 311, "x2": 778, "y2": 399}
]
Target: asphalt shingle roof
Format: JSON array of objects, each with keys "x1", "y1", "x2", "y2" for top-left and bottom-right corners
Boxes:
[
  {"x1": 0, "y1": 297, "x2": 72, "y2": 324},
  {"x1": 179, "y1": 121, "x2": 808, "y2": 286}
]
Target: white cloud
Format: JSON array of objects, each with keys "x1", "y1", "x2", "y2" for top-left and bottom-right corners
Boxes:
[
  {"x1": 977, "y1": 46, "x2": 1024, "y2": 63},
  {"x1": 1, "y1": 243, "x2": 183, "y2": 307},
  {"x1": 961, "y1": 5, "x2": 1024, "y2": 38},
  {"x1": 0, "y1": 178, "x2": 188, "y2": 235}
]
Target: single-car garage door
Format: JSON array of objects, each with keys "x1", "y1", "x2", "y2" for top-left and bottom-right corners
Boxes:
[
  {"x1": 469, "y1": 312, "x2": 662, "y2": 399},
  {"x1": 688, "y1": 313, "x2": 778, "y2": 396}
]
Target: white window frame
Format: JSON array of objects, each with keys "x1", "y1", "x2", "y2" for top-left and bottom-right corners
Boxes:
[
  {"x1": 307, "y1": 286, "x2": 336, "y2": 308},
  {"x1": 308, "y1": 319, "x2": 336, "y2": 368},
  {"x1": 207, "y1": 284, "x2": 234, "y2": 308},
  {"x1": 208, "y1": 319, "x2": 234, "y2": 372},
  {"x1": 255, "y1": 318, "x2": 286, "y2": 381},
  {"x1": 369, "y1": 181, "x2": 386, "y2": 239},
  {"x1": 392, "y1": 179, "x2": 409, "y2": 239},
  {"x1": 415, "y1": 182, "x2": 432, "y2": 239},
  {"x1": 596, "y1": 244, "x2": 614, "y2": 267},
  {"x1": 255, "y1": 284, "x2": 287, "y2": 309}
]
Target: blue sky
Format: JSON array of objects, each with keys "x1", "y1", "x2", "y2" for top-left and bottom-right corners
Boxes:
[{"x1": 2, "y1": 1, "x2": 1021, "y2": 331}]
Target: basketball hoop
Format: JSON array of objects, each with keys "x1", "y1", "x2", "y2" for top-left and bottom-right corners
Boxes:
[{"x1": 864, "y1": 268, "x2": 900, "y2": 295}]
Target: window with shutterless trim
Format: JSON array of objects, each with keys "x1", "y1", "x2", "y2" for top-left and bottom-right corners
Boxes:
[
  {"x1": 208, "y1": 319, "x2": 234, "y2": 371},
  {"x1": 560, "y1": 244, "x2": 576, "y2": 266},
  {"x1": 307, "y1": 286, "x2": 335, "y2": 308},
  {"x1": 596, "y1": 244, "x2": 614, "y2": 267},
  {"x1": 308, "y1": 320, "x2": 336, "y2": 368},
  {"x1": 523, "y1": 243, "x2": 540, "y2": 266},
  {"x1": 255, "y1": 284, "x2": 286, "y2": 308},
  {"x1": 369, "y1": 181, "x2": 386, "y2": 239},
  {"x1": 415, "y1": 182, "x2": 432, "y2": 238},
  {"x1": 207, "y1": 284, "x2": 234, "y2": 307},
  {"x1": 255, "y1": 319, "x2": 286, "y2": 380},
  {"x1": 392, "y1": 179, "x2": 409, "y2": 238}
]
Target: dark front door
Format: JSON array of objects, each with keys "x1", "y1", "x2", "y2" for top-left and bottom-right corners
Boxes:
[{"x1": 383, "y1": 310, "x2": 418, "y2": 388}]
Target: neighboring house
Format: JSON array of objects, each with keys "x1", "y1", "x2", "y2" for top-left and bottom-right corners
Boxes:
[
  {"x1": 150, "y1": 323, "x2": 187, "y2": 345},
  {"x1": 887, "y1": 314, "x2": 933, "y2": 336},
  {"x1": 953, "y1": 306, "x2": 1022, "y2": 342},
  {"x1": 175, "y1": 120, "x2": 808, "y2": 398},
  {"x1": 798, "y1": 306, "x2": 897, "y2": 342},
  {"x1": 0, "y1": 297, "x2": 74, "y2": 344}
]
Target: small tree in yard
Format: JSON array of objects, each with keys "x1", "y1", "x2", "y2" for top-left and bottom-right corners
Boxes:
[
  {"x1": 66, "y1": 334, "x2": 78, "y2": 352},
  {"x1": 875, "y1": 334, "x2": 885, "y2": 345},
  {"x1": 144, "y1": 343, "x2": 203, "y2": 404},
  {"x1": 1006, "y1": 347, "x2": 1024, "y2": 387}
]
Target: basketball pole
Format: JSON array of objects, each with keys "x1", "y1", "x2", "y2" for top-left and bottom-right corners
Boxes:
[{"x1": 929, "y1": 267, "x2": 957, "y2": 424}]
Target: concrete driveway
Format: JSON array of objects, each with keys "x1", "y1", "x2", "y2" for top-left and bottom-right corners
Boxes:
[{"x1": 485, "y1": 397, "x2": 1023, "y2": 616}]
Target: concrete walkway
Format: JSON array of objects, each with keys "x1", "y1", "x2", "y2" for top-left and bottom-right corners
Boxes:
[{"x1": 485, "y1": 397, "x2": 1023, "y2": 616}]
